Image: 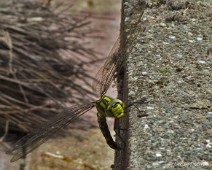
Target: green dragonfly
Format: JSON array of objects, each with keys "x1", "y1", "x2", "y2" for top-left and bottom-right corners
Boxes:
[
  {"x1": 7, "y1": 1, "x2": 147, "y2": 162},
  {"x1": 7, "y1": 37, "x2": 125, "y2": 162}
]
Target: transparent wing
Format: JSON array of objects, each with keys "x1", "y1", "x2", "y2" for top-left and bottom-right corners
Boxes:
[
  {"x1": 7, "y1": 103, "x2": 94, "y2": 162},
  {"x1": 92, "y1": 37, "x2": 123, "y2": 96},
  {"x1": 92, "y1": 1, "x2": 147, "y2": 97}
]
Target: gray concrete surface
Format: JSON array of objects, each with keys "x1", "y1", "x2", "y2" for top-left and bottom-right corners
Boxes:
[{"x1": 115, "y1": 0, "x2": 212, "y2": 169}]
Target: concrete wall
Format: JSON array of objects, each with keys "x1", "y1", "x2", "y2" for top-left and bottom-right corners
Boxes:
[{"x1": 114, "y1": 0, "x2": 212, "y2": 169}]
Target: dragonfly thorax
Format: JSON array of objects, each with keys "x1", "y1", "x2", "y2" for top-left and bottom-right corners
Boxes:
[{"x1": 96, "y1": 96, "x2": 124, "y2": 118}]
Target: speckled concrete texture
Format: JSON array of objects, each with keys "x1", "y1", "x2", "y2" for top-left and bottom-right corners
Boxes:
[{"x1": 115, "y1": 0, "x2": 212, "y2": 169}]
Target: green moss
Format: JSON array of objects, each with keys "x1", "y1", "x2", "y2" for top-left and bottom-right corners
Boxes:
[{"x1": 158, "y1": 67, "x2": 172, "y2": 73}]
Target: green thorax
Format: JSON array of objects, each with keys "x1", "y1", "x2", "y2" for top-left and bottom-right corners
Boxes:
[{"x1": 95, "y1": 95, "x2": 125, "y2": 118}]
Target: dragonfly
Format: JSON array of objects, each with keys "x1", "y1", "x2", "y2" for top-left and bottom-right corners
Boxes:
[
  {"x1": 6, "y1": 38, "x2": 125, "y2": 162},
  {"x1": 7, "y1": 1, "x2": 147, "y2": 163}
]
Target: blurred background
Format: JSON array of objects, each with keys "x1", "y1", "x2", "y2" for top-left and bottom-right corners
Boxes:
[{"x1": 0, "y1": 0, "x2": 121, "y2": 169}]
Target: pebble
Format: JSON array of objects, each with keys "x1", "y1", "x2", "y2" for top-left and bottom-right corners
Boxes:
[
  {"x1": 198, "y1": 60, "x2": 206, "y2": 64},
  {"x1": 196, "y1": 37, "x2": 203, "y2": 41},
  {"x1": 168, "y1": 35, "x2": 176, "y2": 39}
]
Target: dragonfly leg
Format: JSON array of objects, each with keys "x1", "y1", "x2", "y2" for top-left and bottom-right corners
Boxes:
[
  {"x1": 97, "y1": 113, "x2": 121, "y2": 150},
  {"x1": 125, "y1": 98, "x2": 148, "y2": 117}
]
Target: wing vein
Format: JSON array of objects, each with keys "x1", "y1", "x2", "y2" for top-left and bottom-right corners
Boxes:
[{"x1": 8, "y1": 103, "x2": 94, "y2": 162}]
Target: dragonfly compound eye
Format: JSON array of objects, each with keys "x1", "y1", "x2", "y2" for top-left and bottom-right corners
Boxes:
[{"x1": 112, "y1": 102, "x2": 124, "y2": 118}]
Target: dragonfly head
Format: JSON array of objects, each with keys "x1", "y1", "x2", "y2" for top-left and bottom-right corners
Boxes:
[
  {"x1": 109, "y1": 99, "x2": 125, "y2": 118},
  {"x1": 96, "y1": 96, "x2": 125, "y2": 118}
]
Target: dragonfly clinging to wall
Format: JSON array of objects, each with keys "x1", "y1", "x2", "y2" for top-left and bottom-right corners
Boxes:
[
  {"x1": 7, "y1": 37, "x2": 123, "y2": 163},
  {"x1": 7, "y1": 1, "x2": 147, "y2": 163}
]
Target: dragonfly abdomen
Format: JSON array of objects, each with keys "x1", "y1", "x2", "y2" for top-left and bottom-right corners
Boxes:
[{"x1": 97, "y1": 115, "x2": 120, "y2": 150}]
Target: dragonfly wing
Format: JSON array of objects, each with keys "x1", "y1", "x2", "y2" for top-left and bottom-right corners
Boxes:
[
  {"x1": 93, "y1": 37, "x2": 123, "y2": 96},
  {"x1": 7, "y1": 103, "x2": 94, "y2": 162},
  {"x1": 93, "y1": 1, "x2": 148, "y2": 97}
]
